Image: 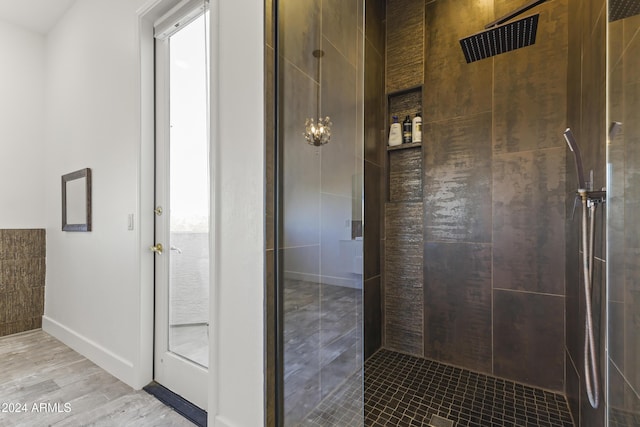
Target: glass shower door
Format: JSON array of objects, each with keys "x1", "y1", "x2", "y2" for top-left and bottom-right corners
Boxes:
[
  {"x1": 276, "y1": 0, "x2": 365, "y2": 425},
  {"x1": 607, "y1": 6, "x2": 640, "y2": 426}
]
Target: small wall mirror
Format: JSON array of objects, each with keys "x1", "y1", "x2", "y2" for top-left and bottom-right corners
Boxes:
[{"x1": 62, "y1": 168, "x2": 92, "y2": 231}]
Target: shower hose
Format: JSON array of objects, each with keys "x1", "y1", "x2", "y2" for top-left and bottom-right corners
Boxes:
[{"x1": 580, "y1": 190, "x2": 599, "y2": 409}]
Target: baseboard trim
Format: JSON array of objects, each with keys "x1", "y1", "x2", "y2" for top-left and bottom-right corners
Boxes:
[{"x1": 42, "y1": 315, "x2": 136, "y2": 387}]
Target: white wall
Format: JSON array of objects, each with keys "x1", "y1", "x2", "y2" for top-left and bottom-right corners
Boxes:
[
  {"x1": 0, "y1": 20, "x2": 46, "y2": 228},
  {"x1": 211, "y1": 1, "x2": 264, "y2": 425},
  {"x1": 41, "y1": 1, "x2": 266, "y2": 426},
  {"x1": 43, "y1": 0, "x2": 148, "y2": 386}
]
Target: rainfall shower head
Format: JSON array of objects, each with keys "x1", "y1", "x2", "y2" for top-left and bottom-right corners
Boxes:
[
  {"x1": 460, "y1": 14, "x2": 540, "y2": 63},
  {"x1": 609, "y1": 0, "x2": 640, "y2": 22},
  {"x1": 460, "y1": 0, "x2": 547, "y2": 63},
  {"x1": 564, "y1": 128, "x2": 587, "y2": 190}
]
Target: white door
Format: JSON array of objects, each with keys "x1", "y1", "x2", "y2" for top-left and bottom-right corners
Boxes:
[{"x1": 152, "y1": 1, "x2": 210, "y2": 410}]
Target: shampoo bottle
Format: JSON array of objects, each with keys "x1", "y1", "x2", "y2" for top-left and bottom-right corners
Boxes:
[
  {"x1": 402, "y1": 115, "x2": 412, "y2": 143},
  {"x1": 388, "y1": 116, "x2": 402, "y2": 146},
  {"x1": 412, "y1": 112, "x2": 422, "y2": 143}
]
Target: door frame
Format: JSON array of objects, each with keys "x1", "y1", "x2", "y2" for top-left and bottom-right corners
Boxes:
[
  {"x1": 137, "y1": 0, "x2": 265, "y2": 425},
  {"x1": 135, "y1": 0, "x2": 214, "y2": 405}
]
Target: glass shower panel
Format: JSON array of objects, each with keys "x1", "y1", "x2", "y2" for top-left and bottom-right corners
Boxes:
[
  {"x1": 277, "y1": 0, "x2": 364, "y2": 425},
  {"x1": 607, "y1": 8, "x2": 640, "y2": 426}
]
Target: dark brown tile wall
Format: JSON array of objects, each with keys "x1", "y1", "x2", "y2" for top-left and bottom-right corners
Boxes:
[
  {"x1": 384, "y1": 202, "x2": 423, "y2": 356},
  {"x1": 382, "y1": 0, "x2": 569, "y2": 394},
  {"x1": 363, "y1": 0, "x2": 386, "y2": 361},
  {"x1": 493, "y1": 290, "x2": 565, "y2": 391},
  {"x1": 389, "y1": 148, "x2": 421, "y2": 203},
  {"x1": 0, "y1": 229, "x2": 46, "y2": 337},
  {"x1": 566, "y1": 0, "x2": 608, "y2": 425},
  {"x1": 491, "y1": 0, "x2": 567, "y2": 395},
  {"x1": 385, "y1": 0, "x2": 423, "y2": 93},
  {"x1": 493, "y1": 148, "x2": 566, "y2": 295},
  {"x1": 606, "y1": 9, "x2": 640, "y2": 427},
  {"x1": 424, "y1": 0, "x2": 492, "y2": 122},
  {"x1": 424, "y1": 112, "x2": 492, "y2": 244},
  {"x1": 382, "y1": 0, "x2": 425, "y2": 359},
  {"x1": 423, "y1": 242, "x2": 492, "y2": 373}
]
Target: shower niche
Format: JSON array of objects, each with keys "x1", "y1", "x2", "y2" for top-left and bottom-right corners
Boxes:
[
  {"x1": 386, "y1": 85, "x2": 423, "y2": 151},
  {"x1": 386, "y1": 85, "x2": 423, "y2": 203},
  {"x1": 383, "y1": 83, "x2": 426, "y2": 357}
]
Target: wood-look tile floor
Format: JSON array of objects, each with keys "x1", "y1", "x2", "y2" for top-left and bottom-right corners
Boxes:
[
  {"x1": 0, "y1": 329, "x2": 194, "y2": 427},
  {"x1": 283, "y1": 279, "x2": 362, "y2": 426}
]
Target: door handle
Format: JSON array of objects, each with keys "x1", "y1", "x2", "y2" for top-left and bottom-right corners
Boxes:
[{"x1": 150, "y1": 243, "x2": 164, "y2": 254}]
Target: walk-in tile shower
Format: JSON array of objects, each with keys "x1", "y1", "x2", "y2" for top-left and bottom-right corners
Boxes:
[{"x1": 266, "y1": 0, "x2": 640, "y2": 426}]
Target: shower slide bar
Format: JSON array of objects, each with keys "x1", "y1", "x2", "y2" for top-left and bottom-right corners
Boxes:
[{"x1": 564, "y1": 128, "x2": 607, "y2": 410}]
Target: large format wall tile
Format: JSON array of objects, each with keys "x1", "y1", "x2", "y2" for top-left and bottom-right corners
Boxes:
[
  {"x1": 321, "y1": 39, "x2": 357, "y2": 199},
  {"x1": 281, "y1": 59, "x2": 320, "y2": 248},
  {"x1": 581, "y1": 10, "x2": 607, "y2": 186},
  {"x1": 0, "y1": 229, "x2": 46, "y2": 337},
  {"x1": 624, "y1": 82, "x2": 640, "y2": 250},
  {"x1": 566, "y1": 241, "x2": 581, "y2": 364},
  {"x1": 424, "y1": 113, "x2": 492, "y2": 243},
  {"x1": 624, "y1": 248, "x2": 640, "y2": 394},
  {"x1": 363, "y1": 0, "x2": 385, "y2": 361},
  {"x1": 365, "y1": 0, "x2": 385, "y2": 58},
  {"x1": 609, "y1": 360, "x2": 640, "y2": 421},
  {"x1": 323, "y1": 0, "x2": 359, "y2": 66},
  {"x1": 379, "y1": 0, "x2": 572, "y2": 395},
  {"x1": 493, "y1": 0, "x2": 568, "y2": 154},
  {"x1": 493, "y1": 148, "x2": 565, "y2": 295},
  {"x1": 364, "y1": 162, "x2": 381, "y2": 280},
  {"x1": 493, "y1": 290, "x2": 564, "y2": 392},
  {"x1": 364, "y1": 276, "x2": 381, "y2": 359},
  {"x1": 279, "y1": 0, "x2": 320, "y2": 78},
  {"x1": 565, "y1": 0, "x2": 607, "y2": 423},
  {"x1": 623, "y1": 14, "x2": 640, "y2": 86},
  {"x1": 364, "y1": 39, "x2": 384, "y2": 165},
  {"x1": 424, "y1": 0, "x2": 492, "y2": 122},
  {"x1": 424, "y1": 242, "x2": 492, "y2": 373}
]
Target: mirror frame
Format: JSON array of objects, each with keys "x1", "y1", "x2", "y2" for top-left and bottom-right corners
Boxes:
[{"x1": 62, "y1": 168, "x2": 92, "y2": 232}]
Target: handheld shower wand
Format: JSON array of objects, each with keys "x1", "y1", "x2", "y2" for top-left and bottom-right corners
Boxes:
[{"x1": 564, "y1": 128, "x2": 604, "y2": 409}]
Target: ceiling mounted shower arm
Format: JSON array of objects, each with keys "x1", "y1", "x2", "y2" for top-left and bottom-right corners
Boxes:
[{"x1": 484, "y1": 0, "x2": 548, "y2": 29}]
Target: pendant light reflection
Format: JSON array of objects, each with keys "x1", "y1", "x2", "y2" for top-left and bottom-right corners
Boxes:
[
  {"x1": 303, "y1": 49, "x2": 332, "y2": 146},
  {"x1": 304, "y1": 116, "x2": 332, "y2": 146}
]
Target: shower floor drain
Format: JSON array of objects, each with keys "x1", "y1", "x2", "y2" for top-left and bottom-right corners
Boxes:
[{"x1": 429, "y1": 414, "x2": 454, "y2": 427}]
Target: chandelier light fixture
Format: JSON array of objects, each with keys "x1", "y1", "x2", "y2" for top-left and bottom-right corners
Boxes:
[{"x1": 303, "y1": 49, "x2": 332, "y2": 146}]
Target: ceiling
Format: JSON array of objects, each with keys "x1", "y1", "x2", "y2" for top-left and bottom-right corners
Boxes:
[{"x1": 0, "y1": 0, "x2": 76, "y2": 34}]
